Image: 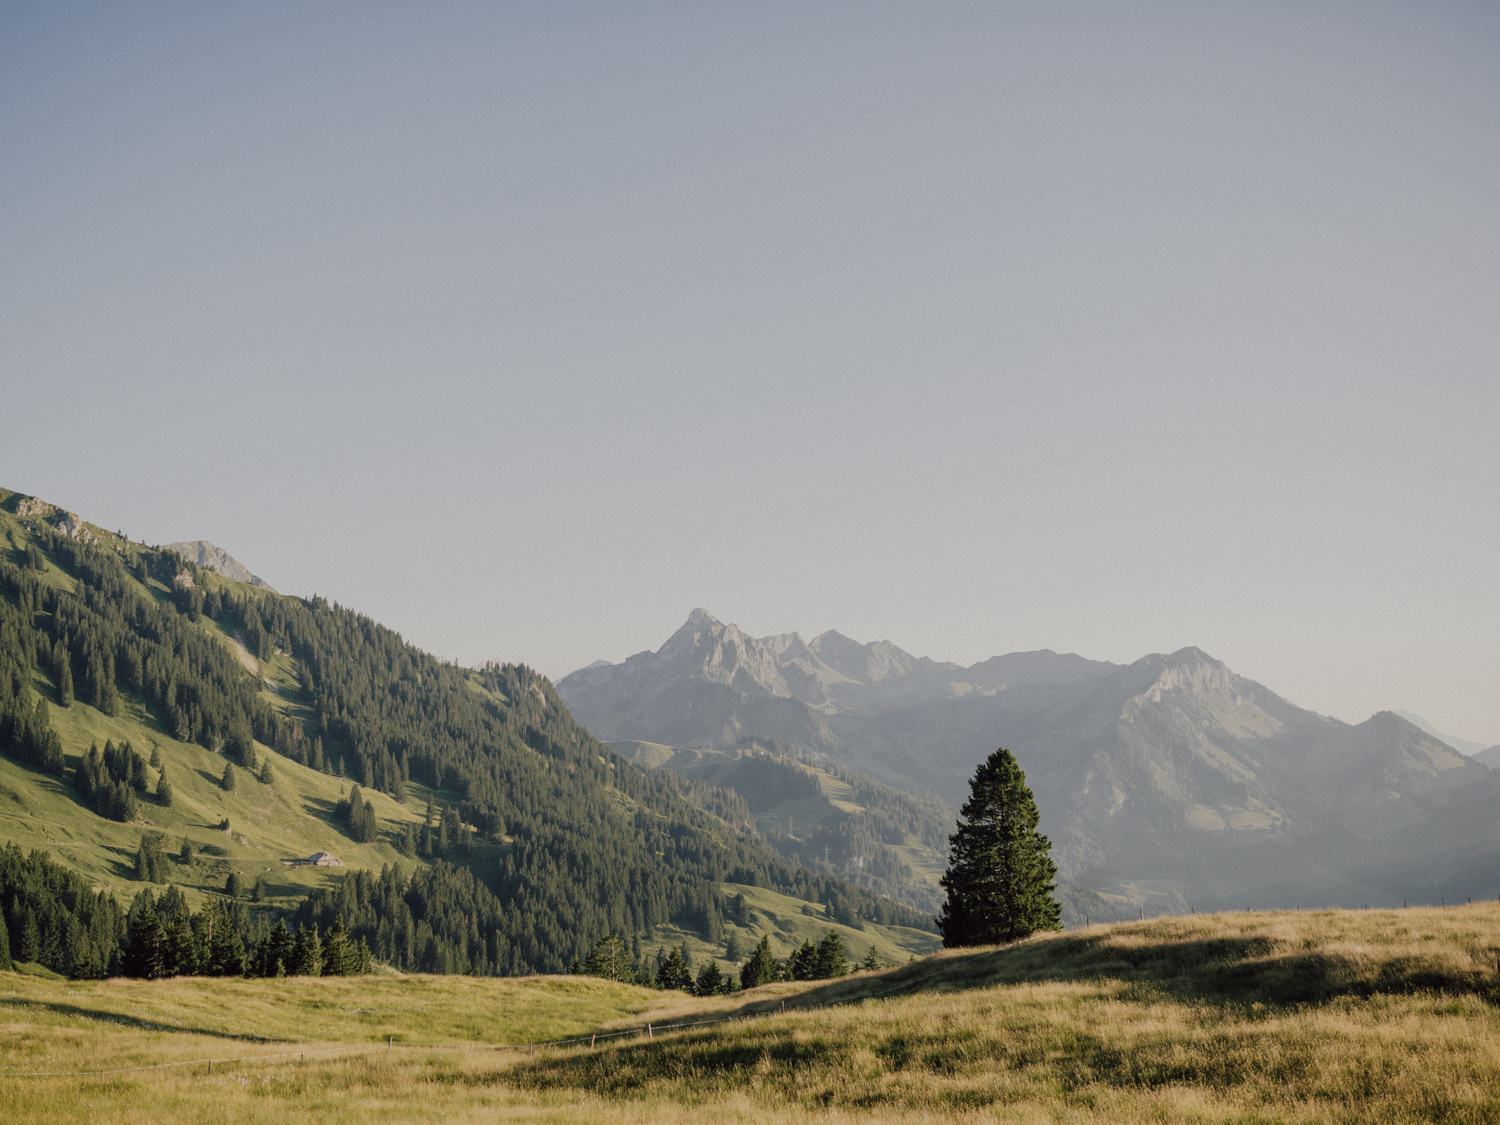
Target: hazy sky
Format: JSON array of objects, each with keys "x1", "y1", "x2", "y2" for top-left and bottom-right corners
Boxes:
[{"x1": 3, "y1": 3, "x2": 1497, "y2": 744}]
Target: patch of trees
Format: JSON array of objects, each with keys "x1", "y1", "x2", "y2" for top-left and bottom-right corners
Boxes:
[
  {"x1": 77, "y1": 739, "x2": 148, "y2": 821},
  {"x1": 336, "y1": 784, "x2": 379, "y2": 843}
]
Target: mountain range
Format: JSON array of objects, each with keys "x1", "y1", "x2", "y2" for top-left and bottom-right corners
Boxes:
[{"x1": 560, "y1": 610, "x2": 1500, "y2": 920}]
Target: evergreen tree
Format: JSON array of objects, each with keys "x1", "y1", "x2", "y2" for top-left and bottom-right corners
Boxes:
[
  {"x1": 205, "y1": 902, "x2": 247, "y2": 976},
  {"x1": 693, "y1": 959, "x2": 723, "y2": 996},
  {"x1": 221, "y1": 761, "x2": 236, "y2": 792},
  {"x1": 938, "y1": 746, "x2": 1061, "y2": 947},
  {"x1": 723, "y1": 931, "x2": 745, "y2": 963},
  {"x1": 54, "y1": 642, "x2": 74, "y2": 708},
  {"x1": 258, "y1": 758, "x2": 274, "y2": 786},
  {"x1": 859, "y1": 945, "x2": 882, "y2": 972},
  {"x1": 814, "y1": 931, "x2": 849, "y2": 978},
  {"x1": 178, "y1": 836, "x2": 193, "y2": 864},
  {"x1": 162, "y1": 910, "x2": 199, "y2": 976},
  {"x1": 0, "y1": 909, "x2": 11, "y2": 971},
  {"x1": 789, "y1": 939, "x2": 818, "y2": 981},
  {"x1": 260, "y1": 918, "x2": 292, "y2": 977},
  {"x1": 251, "y1": 874, "x2": 268, "y2": 903},
  {"x1": 289, "y1": 924, "x2": 322, "y2": 976},
  {"x1": 321, "y1": 916, "x2": 352, "y2": 976},
  {"x1": 655, "y1": 946, "x2": 691, "y2": 990},
  {"x1": 585, "y1": 934, "x2": 628, "y2": 981},
  {"x1": 225, "y1": 872, "x2": 242, "y2": 899},
  {"x1": 156, "y1": 766, "x2": 173, "y2": 807},
  {"x1": 149, "y1": 744, "x2": 162, "y2": 769},
  {"x1": 739, "y1": 936, "x2": 779, "y2": 990},
  {"x1": 133, "y1": 833, "x2": 168, "y2": 882},
  {"x1": 123, "y1": 895, "x2": 164, "y2": 979}
]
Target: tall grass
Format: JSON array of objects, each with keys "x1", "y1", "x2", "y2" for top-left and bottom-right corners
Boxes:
[{"x1": 7, "y1": 905, "x2": 1500, "y2": 1122}]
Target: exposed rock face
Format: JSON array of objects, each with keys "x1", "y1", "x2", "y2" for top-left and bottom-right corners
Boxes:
[
  {"x1": 559, "y1": 611, "x2": 1500, "y2": 917},
  {"x1": 165, "y1": 541, "x2": 275, "y2": 591}
]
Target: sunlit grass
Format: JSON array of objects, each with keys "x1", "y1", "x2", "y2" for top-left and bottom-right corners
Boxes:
[{"x1": 9, "y1": 904, "x2": 1500, "y2": 1122}]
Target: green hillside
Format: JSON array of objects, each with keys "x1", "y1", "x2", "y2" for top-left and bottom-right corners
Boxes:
[
  {"x1": 611, "y1": 738, "x2": 953, "y2": 914},
  {"x1": 0, "y1": 487, "x2": 933, "y2": 980}
]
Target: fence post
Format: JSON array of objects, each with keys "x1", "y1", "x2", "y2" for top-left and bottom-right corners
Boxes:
[
  {"x1": 648, "y1": 1023, "x2": 653, "y2": 1040},
  {"x1": 591, "y1": 1033, "x2": 596, "y2": 1049}
]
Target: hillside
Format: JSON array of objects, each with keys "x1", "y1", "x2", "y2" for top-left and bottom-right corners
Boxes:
[
  {"x1": 611, "y1": 738, "x2": 953, "y2": 914},
  {"x1": 0, "y1": 490, "x2": 929, "y2": 979},
  {"x1": 562, "y1": 610, "x2": 1500, "y2": 922},
  {"x1": 6, "y1": 903, "x2": 1500, "y2": 1122}
]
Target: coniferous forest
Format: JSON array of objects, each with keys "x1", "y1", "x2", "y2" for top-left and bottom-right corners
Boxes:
[{"x1": 0, "y1": 497, "x2": 931, "y2": 980}]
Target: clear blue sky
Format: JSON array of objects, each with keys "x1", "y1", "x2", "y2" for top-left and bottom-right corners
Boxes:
[{"x1": 3, "y1": 2, "x2": 1497, "y2": 743}]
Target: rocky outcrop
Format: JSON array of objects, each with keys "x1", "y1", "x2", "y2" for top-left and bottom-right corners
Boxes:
[{"x1": 165, "y1": 541, "x2": 275, "y2": 591}]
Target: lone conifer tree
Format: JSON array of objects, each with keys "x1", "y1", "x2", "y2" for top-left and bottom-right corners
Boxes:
[{"x1": 938, "y1": 746, "x2": 1061, "y2": 947}]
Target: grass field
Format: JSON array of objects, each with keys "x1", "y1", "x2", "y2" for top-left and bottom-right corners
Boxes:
[{"x1": 8, "y1": 903, "x2": 1500, "y2": 1122}]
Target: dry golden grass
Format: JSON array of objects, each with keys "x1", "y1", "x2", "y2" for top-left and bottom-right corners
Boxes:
[{"x1": 8, "y1": 904, "x2": 1500, "y2": 1122}]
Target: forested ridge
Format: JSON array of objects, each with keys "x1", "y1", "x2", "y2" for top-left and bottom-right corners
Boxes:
[{"x1": 0, "y1": 490, "x2": 931, "y2": 979}]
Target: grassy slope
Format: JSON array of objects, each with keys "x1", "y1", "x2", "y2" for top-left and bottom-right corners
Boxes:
[
  {"x1": 8, "y1": 905, "x2": 1500, "y2": 1122},
  {"x1": 717, "y1": 882, "x2": 937, "y2": 965},
  {"x1": 0, "y1": 504, "x2": 440, "y2": 911}
]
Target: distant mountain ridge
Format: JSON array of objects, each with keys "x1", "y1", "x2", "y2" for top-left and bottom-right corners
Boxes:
[
  {"x1": 165, "y1": 540, "x2": 275, "y2": 591},
  {"x1": 560, "y1": 610, "x2": 1500, "y2": 920}
]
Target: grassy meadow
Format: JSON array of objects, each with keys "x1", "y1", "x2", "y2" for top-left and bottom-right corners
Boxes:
[{"x1": 9, "y1": 903, "x2": 1500, "y2": 1122}]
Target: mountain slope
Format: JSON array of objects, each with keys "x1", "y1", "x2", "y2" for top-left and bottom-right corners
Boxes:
[
  {"x1": 560, "y1": 611, "x2": 1500, "y2": 920},
  {"x1": 0, "y1": 492, "x2": 932, "y2": 978},
  {"x1": 610, "y1": 739, "x2": 954, "y2": 914}
]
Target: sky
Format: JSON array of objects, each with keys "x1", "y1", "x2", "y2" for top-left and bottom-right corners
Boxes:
[{"x1": 2, "y1": 2, "x2": 1497, "y2": 744}]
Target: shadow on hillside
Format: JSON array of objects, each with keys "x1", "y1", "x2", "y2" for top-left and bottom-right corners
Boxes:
[
  {"x1": 0, "y1": 997, "x2": 289, "y2": 1042},
  {"x1": 718, "y1": 927, "x2": 1500, "y2": 1017}
]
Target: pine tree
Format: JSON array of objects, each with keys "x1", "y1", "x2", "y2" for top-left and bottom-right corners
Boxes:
[
  {"x1": 123, "y1": 895, "x2": 165, "y2": 979},
  {"x1": 225, "y1": 871, "x2": 242, "y2": 899},
  {"x1": 724, "y1": 931, "x2": 745, "y2": 963},
  {"x1": 150, "y1": 744, "x2": 162, "y2": 769},
  {"x1": 163, "y1": 910, "x2": 199, "y2": 976},
  {"x1": 54, "y1": 643, "x2": 74, "y2": 708},
  {"x1": 156, "y1": 766, "x2": 173, "y2": 807},
  {"x1": 221, "y1": 761, "x2": 236, "y2": 791},
  {"x1": 938, "y1": 746, "x2": 1061, "y2": 947},
  {"x1": 739, "y1": 935, "x2": 779, "y2": 990},
  {"x1": 585, "y1": 934, "x2": 628, "y2": 981},
  {"x1": 322, "y1": 916, "x2": 353, "y2": 976},
  {"x1": 789, "y1": 939, "x2": 818, "y2": 980},
  {"x1": 860, "y1": 945, "x2": 881, "y2": 972},
  {"x1": 815, "y1": 931, "x2": 849, "y2": 978},
  {"x1": 289, "y1": 924, "x2": 322, "y2": 976},
  {"x1": 179, "y1": 836, "x2": 193, "y2": 864},
  {"x1": 694, "y1": 959, "x2": 723, "y2": 996},
  {"x1": 261, "y1": 918, "x2": 292, "y2": 977},
  {"x1": 655, "y1": 946, "x2": 691, "y2": 990}
]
